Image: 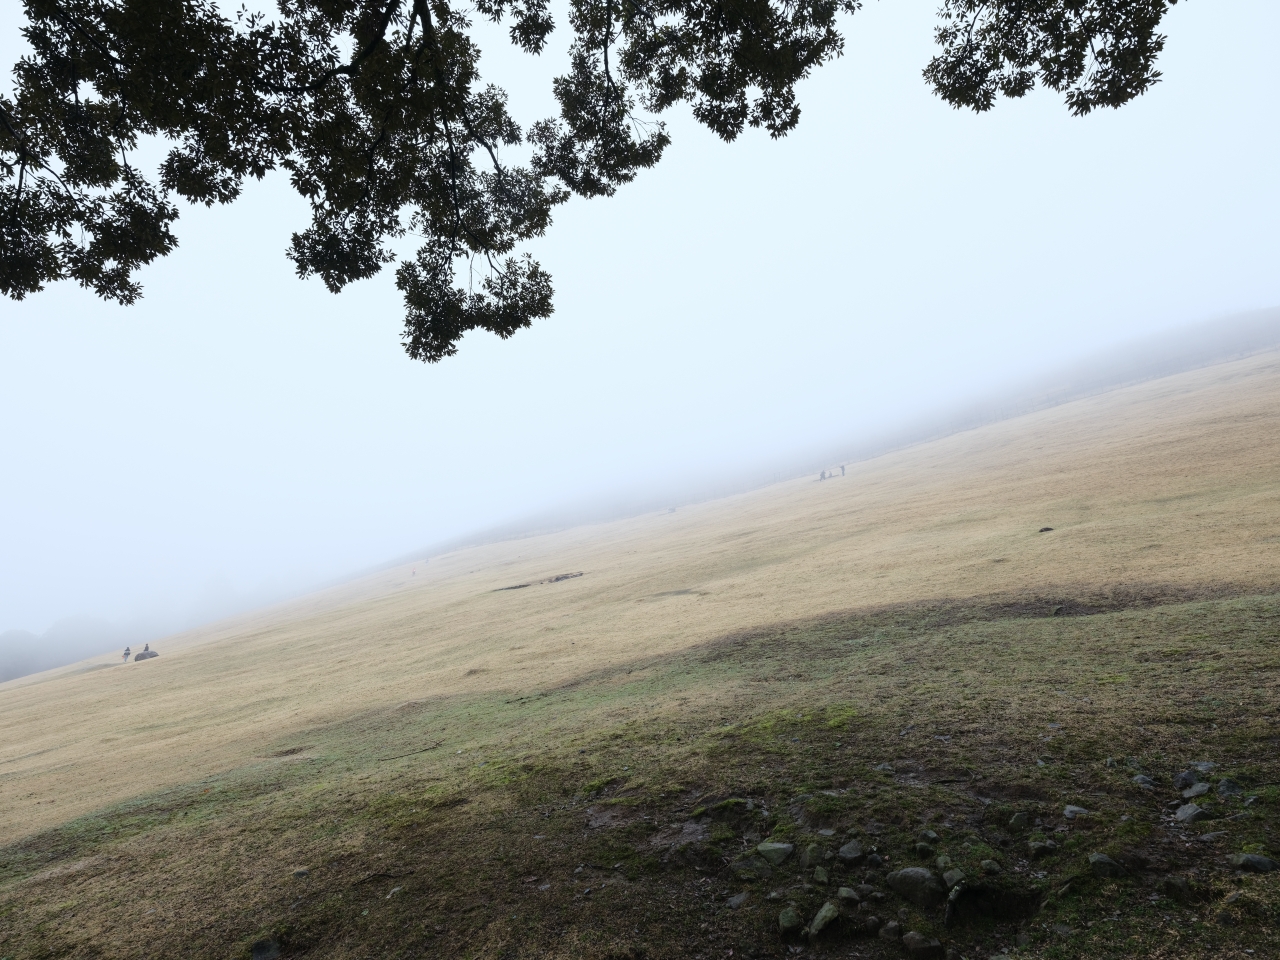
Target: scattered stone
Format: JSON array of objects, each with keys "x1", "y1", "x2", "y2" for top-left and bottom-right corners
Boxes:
[
  {"x1": 1063, "y1": 805, "x2": 1088, "y2": 820},
  {"x1": 727, "y1": 892, "x2": 749, "y2": 909},
  {"x1": 1200, "y1": 831, "x2": 1227, "y2": 842},
  {"x1": 818, "y1": 828, "x2": 836, "y2": 836},
  {"x1": 866, "y1": 853, "x2": 884, "y2": 867},
  {"x1": 813, "y1": 866, "x2": 829, "y2": 884},
  {"x1": 1190, "y1": 761, "x2": 1218, "y2": 774},
  {"x1": 935, "y1": 854, "x2": 952, "y2": 870},
  {"x1": 250, "y1": 941, "x2": 280, "y2": 960},
  {"x1": 1104, "y1": 757, "x2": 1119, "y2": 768},
  {"x1": 808, "y1": 902, "x2": 839, "y2": 938},
  {"x1": 902, "y1": 930, "x2": 945, "y2": 958},
  {"x1": 943, "y1": 868, "x2": 966, "y2": 889},
  {"x1": 914, "y1": 842, "x2": 935, "y2": 857},
  {"x1": 1051, "y1": 923, "x2": 1073, "y2": 937},
  {"x1": 878, "y1": 919, "x2": 902, "y2": 941},
  {"x1": 1227, "y1": 853, "x2": 1278, "y2": 873},
  {"x1": 837, "y1": 839, "x2": 865, "y2": 863},
  {"x1": 1157, "y1": 876, "x2": 1193, "y2": 902},
  {"x1": 1008, "y1": 811, "x2": 1029, "y2": 830},
  {"x1": 855, "y1": 884, "x2": 878, "y2": 899},
  {"x1": 1217, "y1": 779, "x2": 1245, "y2": 797},
  {"x1": 864, "y1": 915, "x2": 882, "y2": 934},
  {"x1": 1088, "y1": 852, "x2": 1126, "y2": 878},
  {"x1": 1182, "y1": 782, "x2": 1211, "y2": 800},
  {"x1": 886, "y1": 867, "x2": 947, "y2": 908},
  {"x1": 800, "y1": 843, "x2": 823, "y2": 868},
  {"x1": 874, "y1": 763, "x2": 896, "y2": 774},
  {"x1": 919, "y1": 829, "x2": 939, "y2": 843},
  {"x1": 1132, "y1": 775, "x2": 1155, "y2": 790},
  {"x1": 1176, "y1": 803, "x2": 1211, "y2": 824},
  {"x1": 757, "y1": 842, "x2": 795, "y2": 866},
  {"x1": 778, "y1": 906, "x2": 802, "y2": 935},
  {"x1": 1172, "y1": 770, "x2": 1201, "y2": 791},
  {"x1": 837, "y1": 886, "x2": 860, "y2": 902},
  {"x1": 980, "y1": 859, "x2": 1002, "y2": 875},
  {"x1": 1028, "y1": 840, "x2": 1058, "y2": 859},
  {"x1": 730, "y1": 855, "x2": 773, "y2": 880},
  {"x1": 292, "y1": 868, "x2": 309, "y2": 878}
]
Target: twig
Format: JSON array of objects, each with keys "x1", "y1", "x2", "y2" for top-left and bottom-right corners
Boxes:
[{"x1": 378, "y1": 739, "x2": 444, "y2": 761}]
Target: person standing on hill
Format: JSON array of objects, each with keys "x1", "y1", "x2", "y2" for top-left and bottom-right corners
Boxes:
[{"x1": 122, "y1": 646, "x2": 131, "y2": 662}]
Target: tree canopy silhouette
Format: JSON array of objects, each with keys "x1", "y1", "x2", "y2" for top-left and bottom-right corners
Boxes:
[{"x1": 2, "y1": 0, "x2": 1178, "y2": 360}]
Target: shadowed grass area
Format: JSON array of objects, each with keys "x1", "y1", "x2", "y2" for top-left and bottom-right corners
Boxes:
[{"x1": 3, "y1": 589, "x2": 1279, "y2": 959}]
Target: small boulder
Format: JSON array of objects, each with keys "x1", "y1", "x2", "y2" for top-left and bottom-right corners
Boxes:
[
  {"x1": 1028, "y1": 839, "x2": 1058, "y2": 859},
  {"x1": 902, "y1": 931, "x2": 945, "y2": 958},
  {"x1": 813, "y1": 866, "x2": 829, "y2": 884},
  {"x1": 1182, "y1": 782, "x2": 1211, "y2": 800},
  {"x1": 943, "y1": 868, "x2": 965, "y2": 889},
  {"x1": 1175, "y1": 803, "x2": 1210, "y2": 824},
  {"x1": 250, "y1": 941, "x2": 280, "y2": 960},
  {"x1": 1227, "y1": 853, "x2": 1277, "y2": 873},
  {"x1": 808, "y1": 902, "x2": 839, "y2": 938},
  {"x1": 1172, "y1": 770, "x2": 1201, "y2": 791},
  {"x1": 727, "y1": 892, "x2": 749, "y2": 909},
  {"x1": 878, "y1": 919, "x2": 902, "y2": 941},
  {"x1": 1008, "y1": 811, "x2": 1030, "y2": 830},
  {"x1": 1157, "y1": 876, "x2": 1194, "y2": 902},
  {"x1": 874, "y1": 762, "x2": 896, "y2": 773},
  {"x1": 1063, "y1": 805, "x2": 1088, "y2": 820},
  {"x1": 778, "y1": 906, "x2": 802, "y2": 935},
  {"x1": 1189, "y1": 761, "x2": 1218, "y2": 774},
  {"x1": 292, "y1": 868, "x2": 309, "y2": 878},
  {"x1": 886, "y1": 867, "x2": 946, "y2": 908},
  {"x1": 1217, "y1": 779, "x2": 1245, "y2": 797},
  {"x1": 757, "y1": 842, "x2": 795, "y2": 866},
  {"x1": 1132, "y1": 775, "x2": 1155, "y2": 790},
  {"x1": 863, "y1": 915, "x2": 882, "y2": 934},
  {"x1": 837, "y1": 839, "x2": 865, "y2": 863},
  {"x1": 1088, "y1": 852, "x2": 1126, "y2": 878},
  {"x1": 980, "y1": 860, "x2": 1001, "y2": 875},
  {"x1": 837, "y1": 886, "x2": 860, "y2": 902}
]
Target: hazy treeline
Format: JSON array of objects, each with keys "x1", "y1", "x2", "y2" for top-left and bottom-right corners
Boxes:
[{"x1": 0, "y1": 617, "x2": 144, "y2": 684}]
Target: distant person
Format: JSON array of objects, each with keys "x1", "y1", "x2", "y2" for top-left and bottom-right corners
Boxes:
[
  {"x1": 122, "y1": 646, "x2": 131, "y2": 662},
  {"x1": 143, "y1": 643, "x2": 149, "y2": 652},
  {"x1": 841, "y1": 465, "x2": 845, "y2": 476},
  {"x1": 820, "y1": 470, "x2": 826, "y2": 481}
]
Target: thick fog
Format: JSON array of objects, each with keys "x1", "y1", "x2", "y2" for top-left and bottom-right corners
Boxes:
[{"x1": 2, "y1": 0, "x2": 1279, "y2": 682}]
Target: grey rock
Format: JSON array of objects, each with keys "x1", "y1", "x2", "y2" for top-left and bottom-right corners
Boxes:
[
  {"x1": 1176, "y1": 803, "x2": 1210, "y2": 823},
  {"x1": 866, "y1": 853, "x2": 884, "y2": 867},
  {"x1": 1132, "y1": 775, "x2": 1155, "y2": 790},
  {"x1": 757, "y1": 842, "x2": 795, "y2": 866},
  {"x1": 902, "y1": 930, "x2": 945, "y2": 958},
  {"x1": 1063, "y1": 805, "x2": 1088, "y2": 820},
  {"x1": 837, "y1": 886, "x2": 860, "y2": 902},
  {"x1": 292, "y1": 868, "x2": 310, "y2": 878},
  {"x1": 1051, "y1": 923, "x2": 1074, "y2": 937},
  {"x1": 980, "y1": 859, "x2": 1002, "y2": 874},
  {"x1": 808, "y1": 902, "x2": 839, "y2": 938},
  {"x1": 942, "y1": 868, "x2": 965, "y2": 889},
  {"x1": 1028, "y1": 839, "x2": 1058, "y2": 859},
  {"x1": 855, "y1": 883, "x2": 878, "y2": 899},
  {"x1": 886, "y1": 867, "x2": 947, "y2": 908},
  {"x1": 874, "y1": 763, "x2": 896, "y2": 773},
  {"x1": 914, "y1": 842, "x2": 935, "y2": 857},
  {"x1": 251, "y1": 941, "x2": 280, "y2": 960},
  {"x1": 863, "y1": 915, "x2": 882, "y2": 934},
  {"x1": 1182, "y1": 782, "x2": 1211, "y2": 800},
  {"x1": 837, "y1": 839, "x2": 865, "y2": 863},
  {"x1": 1088, "y1": 852, "x2": 1126, "y2": 878},
  {"x1": 813, "y1": 866, "x2": 829, "y2": 884},
  {"x1": 1189, "y1": 761, "x2": 1218, "y2": 774},
  {"x1": 1104, "y1": 757, "x2": 1119, "y2": 768},
  {"x1": 1008, "y1": 811, "x2": 1030, "y2": 830},
  {"x1": 919, "y1": 829, "x2": 939, "y2": 843},
  {"x1": 778, "y1": 906, "x2": 802, "y2": 934},
  {"x1": 730, "y1": 855, "x2": 773, "y2": 880},
  {"x1": 1217, "y1": 778, "x2": 1245, "y2": 797},
  {"x1": 727, "y1": 892, "x2": 749, "y2": 909},
  {"x1": 800, "y1": 843, "x2": 823, "y2": 868},
  {"x1": 878, "y1": 919, "x2": 902, "y2": 941},
  {"x1": 1227, "y1": 853, "x2": 1277, "y2": 873},
  {"x1": 1157, "y1": 876, "x2": 1193, "y2": 902},
  {"x1": 935, "y1": 854, "x2": 952, "y2": 870},
  {"x1": 1173, "y1": 770, "x2": 1201, "y2": 790}
]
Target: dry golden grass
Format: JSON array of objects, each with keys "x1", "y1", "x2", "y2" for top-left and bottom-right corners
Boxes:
[{"x1": 3, "y1": 349, "x2": 1279, "y2": 847}]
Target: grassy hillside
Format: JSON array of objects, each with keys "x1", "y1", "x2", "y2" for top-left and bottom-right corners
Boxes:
[{"x1": 2, "y1": 352, "x2": 1280, "y2": 958}]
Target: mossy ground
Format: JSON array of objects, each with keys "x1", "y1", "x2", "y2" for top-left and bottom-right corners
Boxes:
[{"x1": 2, "y1": 590, "x2": 1279, "y2": 959}]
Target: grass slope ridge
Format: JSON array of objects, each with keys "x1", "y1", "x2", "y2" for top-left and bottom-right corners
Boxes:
[{"x1": 3, "y1": 589, "x2": 1278, "y2": 958}]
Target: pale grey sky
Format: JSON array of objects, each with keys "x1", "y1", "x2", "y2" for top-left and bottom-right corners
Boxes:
[{"x1": 2, "y1": 0, "x2": 1278, "y2": 642}]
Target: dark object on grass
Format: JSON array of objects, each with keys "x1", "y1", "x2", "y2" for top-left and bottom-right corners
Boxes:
[
  {"x1": 886, "y1": 867, "x2": 946, "y2": 908},
  {"x1": 133, "y1": 650, "x2": 158, "y2": 661},
  {"x1": 1088, "y1": 852, "x2": 1126, "y2": 878},
  {"x1": 1227, "y1": 853, "x2": 1277, "y2": 873},
  {"x1": 1039, "y1": 527, "x2": 1054, "y2": 532}
]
